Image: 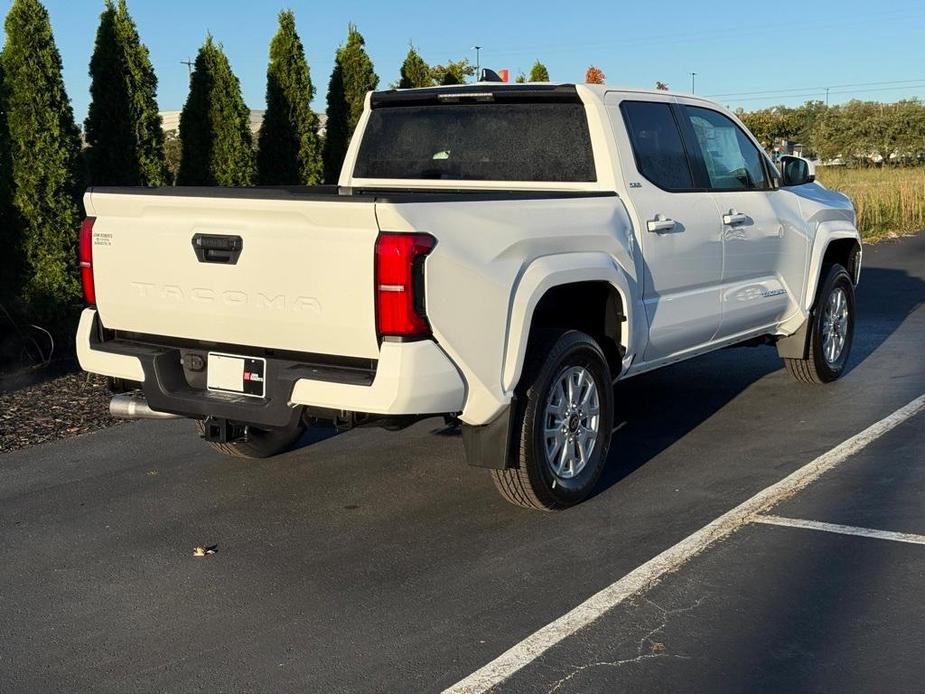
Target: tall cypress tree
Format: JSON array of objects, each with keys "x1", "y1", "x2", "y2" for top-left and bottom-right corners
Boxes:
[
  {"x1": 1, "y1": 0, "x2": 83, "y2": 318},
  {"x1": 257, "y1": 10, "x2": 321, "y2": 185},
  {"x1": 398, "y1": 45, "x2": 431, "y2": 89},
  {"x1": 177, "y1": 36, "x2": 255, "y2": 186},
  {"x1": 322, "y1": 24, "x2": 378, "y2": 183},
  {"x1": 84, "y1": 0, "x2": 166, "y2": 186},
  {"x1": 0, "y1": 60, "x2": 17, "y2": 302}
]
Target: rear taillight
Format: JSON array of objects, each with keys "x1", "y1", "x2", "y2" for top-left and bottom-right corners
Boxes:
[
  {"x1": 375, "y1": 232, "x2": 436, "y2": 338},
  {"x1": 78, "y1": 217, "x2": 96, "y2": 305}
]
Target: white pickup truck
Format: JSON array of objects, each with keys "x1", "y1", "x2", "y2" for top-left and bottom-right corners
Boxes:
[{"x1": 77, "y1": 83, "x2": 861, "y2": 510}]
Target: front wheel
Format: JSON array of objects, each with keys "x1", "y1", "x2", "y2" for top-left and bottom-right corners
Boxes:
[
  {"x1": 492, "y1": 330, "x2": 614, "y2": 511},
  {"x1": 784, "y1": 263, "x2": 855, "y2": 384}
]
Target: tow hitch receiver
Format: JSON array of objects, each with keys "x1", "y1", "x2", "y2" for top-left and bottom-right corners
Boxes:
[{"x1": 201, "y1": 417, "x2": 247, "y2": 444}]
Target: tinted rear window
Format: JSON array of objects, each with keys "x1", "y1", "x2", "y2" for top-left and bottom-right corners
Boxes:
[
  {"x1": 354, "y1": 103, "x2": 596, "y2": 182},
  {"x1": 620, "y1": 101, "x2": 694, "y2": 191}
]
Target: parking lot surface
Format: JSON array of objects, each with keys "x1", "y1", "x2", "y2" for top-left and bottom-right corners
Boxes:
[{"x1": 1, "y1": 234, "x2": 923, "y2": 693}]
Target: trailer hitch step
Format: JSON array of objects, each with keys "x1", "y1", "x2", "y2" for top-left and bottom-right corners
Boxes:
[{"x1": 201, "y1": 417, "x2": 248, "y2": 444}]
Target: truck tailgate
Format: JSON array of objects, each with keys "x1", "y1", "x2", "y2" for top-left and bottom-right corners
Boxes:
[{"x1": 85, "y1": 189, "x2": 381, "y2": 359}]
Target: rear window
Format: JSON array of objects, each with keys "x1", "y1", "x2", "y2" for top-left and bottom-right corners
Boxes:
[{"x1": 353, "y1": 102, "x2": 596, "y2": 182}]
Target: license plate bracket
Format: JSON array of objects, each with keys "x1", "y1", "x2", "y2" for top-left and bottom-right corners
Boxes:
[{"x1": 207, "y1": 353, "x2": 266, "y2": 398}]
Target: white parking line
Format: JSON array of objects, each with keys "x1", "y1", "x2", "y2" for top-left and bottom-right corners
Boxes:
[
  {"x1": 444, "y1": 393, "x2": 925, "y2": 694},
  {"x1": 754, "y1": 515, "x2": 925, "y2": 546}
]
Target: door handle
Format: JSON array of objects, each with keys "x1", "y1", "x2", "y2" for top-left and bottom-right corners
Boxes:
[
  {"x1": 646, "y1": 217, "x2": 676, "y2": 233},
  {"x1": 722, "y1": 211, "x2": 749, "y2": 226},
  {"x1": 192, "y1": 234, "x2": 243, "y2": 264}
]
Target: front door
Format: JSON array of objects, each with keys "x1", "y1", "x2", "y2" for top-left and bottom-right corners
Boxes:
[
  {"x1": 677, "y1": 103, "x2": 790, "y2": 338},
  {"x1": 610, "y1": 97, "x2": 723, "y2": 363}
]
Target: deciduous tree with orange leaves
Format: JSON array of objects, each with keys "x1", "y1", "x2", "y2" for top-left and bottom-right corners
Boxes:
[{"x1": 585, "y1": 65, "x2": 605, "y2": 84}]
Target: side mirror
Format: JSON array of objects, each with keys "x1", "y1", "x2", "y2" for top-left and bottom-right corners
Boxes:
[{"x1": 780, "y1": 155, "x2": 816, "y2": 187}]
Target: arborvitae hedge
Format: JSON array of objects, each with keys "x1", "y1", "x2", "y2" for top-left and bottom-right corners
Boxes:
[
  {"x1": 257, "y1": 10, "x2": 321, "y2": 185},
  {"x1": 84, "y1": 0, "x2": 166, "y2": 187},
  {"x1": 0, "y1": 61, "x2": 16, "y2": 302},
  {"x1": 177, "y1": 36, "x2": 255, "y2": 186},
  {"x1": 1, "y1": 0, "x2": 83, "y2": 320},
  {"x1": 398, "y1": 45, "x2": 431, "y2": 89},
  {"x1": 322, "y1": 25, "x2": 378, "y2": 183}
]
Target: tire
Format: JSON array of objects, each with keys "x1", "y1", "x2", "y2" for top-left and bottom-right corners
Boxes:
[
  {"x1": 784, "y1": 263, "x2": 855, "y2": 384},
  {"x1": 195, "y1": 419, "x2": 304, "y2": 459},
  {"x1": 492, "y1": 330, "x2": 614, "y2": 511}
]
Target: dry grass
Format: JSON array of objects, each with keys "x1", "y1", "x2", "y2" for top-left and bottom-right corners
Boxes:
[{"x1": 815, "y1": 166, "x2": 925, "y2": 242}]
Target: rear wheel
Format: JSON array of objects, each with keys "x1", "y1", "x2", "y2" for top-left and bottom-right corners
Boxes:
[
  {"x1": 195, "y1": 419, "x2": 304, "y2": 459},
  {"x1": 784, "y1": 263, "x2": 855, "y2": 384},
  {"x1": 492, "y1": 330, "x2": 614, "y2": 511}
]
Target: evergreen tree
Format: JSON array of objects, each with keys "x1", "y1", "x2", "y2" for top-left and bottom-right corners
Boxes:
[
  {"x1": 257, "y1": 10, "x2": 322, "y2": 185},
  {"x1": 322, "y1": 61, "x2": 348, "y2": 184},
  {"x1": 322, "y1": 24, "x2": 378, "y2": 183},
  {"x1": 398, "y1": 45, "x2": 431, "y2": 89},
  {"x1": 529, "y1": 61, "x2": 550, "y2": 82},
  {"x1": 84, "y1": 0, "x2": 166, "y2": 186},
  {"x1": 0, "y1": 61, "x2": 17, "y2": 301},
  {"x1": 1, "y1": 0, "x2": 83, "y2": 318},
  {"x1": 177, "y1": 36, "x2": 255, "y2": 186}
]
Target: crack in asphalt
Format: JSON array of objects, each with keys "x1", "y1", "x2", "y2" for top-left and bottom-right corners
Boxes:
[{"x1": 544, "y1": 597, "x2": 705, "y2": 694}]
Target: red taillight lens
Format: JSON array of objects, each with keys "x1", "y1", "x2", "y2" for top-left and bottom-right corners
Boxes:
[
  {"x1": 78, "y1": 217, "x2": 96, "y2": 305},
  {"x1": 375, "y1": 232, "x2": 436, "y2": 338}
]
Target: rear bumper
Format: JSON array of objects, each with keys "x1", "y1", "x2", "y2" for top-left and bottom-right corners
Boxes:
[{"x1": 76, "y1": 309, "x2": 466, "y2": 426}]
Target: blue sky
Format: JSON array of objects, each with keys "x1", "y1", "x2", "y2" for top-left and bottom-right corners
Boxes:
[{"x1": 16, "y1": 0, "x2": 925, "y2": 123}]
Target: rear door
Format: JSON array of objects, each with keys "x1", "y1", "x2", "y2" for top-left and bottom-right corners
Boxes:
[
  {"x1": 676, "y1": 104, "x2": 790, "y2": 338},
  {"x1": 609, "y1": 97, "x2": 723, "y2": 362},
  {"x1": 85, "y1": 190, "x2": 381, "y2": 359}
]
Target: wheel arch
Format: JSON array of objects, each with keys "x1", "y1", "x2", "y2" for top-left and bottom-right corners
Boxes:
[
  {"x1": 804, "y1": 227, "x2": 862, "y2": 311},
  {"x1": 501, "y1": 252, "x2": 633, "y2": 394}
]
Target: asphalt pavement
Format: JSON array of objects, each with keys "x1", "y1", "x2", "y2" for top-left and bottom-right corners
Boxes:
[{"x1": 1, "y1": 233, "x2": 923, "y2": 693}]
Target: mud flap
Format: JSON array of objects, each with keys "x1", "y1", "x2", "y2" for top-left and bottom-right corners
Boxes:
[
  {"x1": 776, "y1": 316, "x2": 811, "y2": 360},
  {"x1": 461, "y1": 398, "x2": 517, "y2": 469}
]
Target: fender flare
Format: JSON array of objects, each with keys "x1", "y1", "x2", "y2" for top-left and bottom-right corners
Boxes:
[
  {"x1": 802, "y1": 224, "x2": 862, "y2": 311},
  {"x1": 778, "y1": 224, "x2": 861, "y2": 360},
  {"x1": 500, "y1": 252, "x2": 636, "y2": 393}
]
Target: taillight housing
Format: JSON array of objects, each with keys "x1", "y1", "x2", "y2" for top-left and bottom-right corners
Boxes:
[
  {"x1": 78, "y1": 217, "x2": 96, "y2": 305},
  {"x1": 374, "y1": 232, "x2": 436, "y2": 338}
]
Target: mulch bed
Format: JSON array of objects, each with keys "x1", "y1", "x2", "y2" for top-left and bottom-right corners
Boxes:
[{"x1": 0, "y1": 371, "x2": 127, "y2": 454}]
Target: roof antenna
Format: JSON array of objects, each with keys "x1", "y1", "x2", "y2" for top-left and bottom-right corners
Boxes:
[{"x1": 479, "y1": 68, "x2": 504, "y2": 83}]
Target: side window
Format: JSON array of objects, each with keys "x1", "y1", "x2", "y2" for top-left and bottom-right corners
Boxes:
[
  {"x1": 620, "y1": 101, "x2": 694, "y2": 191},
  {"x1": 683, "y1": 106, "x2": 769, "y2": 191}
]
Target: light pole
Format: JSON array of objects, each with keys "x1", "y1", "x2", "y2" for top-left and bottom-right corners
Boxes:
[
  {"x1": 472, "y1": 45, "x2": 482, "y2": 79},
  {"x1": 689, "y1": 72, "x2": 697, "y2": 94}
]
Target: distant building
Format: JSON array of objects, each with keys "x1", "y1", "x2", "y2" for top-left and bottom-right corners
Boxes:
[{"x1": 158, "y1": 110, "x2": 327, "y2": 138}]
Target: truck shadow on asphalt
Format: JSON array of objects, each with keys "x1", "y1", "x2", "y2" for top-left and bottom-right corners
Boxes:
[{"x1": 596, "y1": 267, "x2": 925, "y2": 496}]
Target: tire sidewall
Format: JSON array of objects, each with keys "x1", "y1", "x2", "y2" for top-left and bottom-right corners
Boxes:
[
  {"x1": 523, "y1": 332, "x2": 614, "y2": 507},
  {"x1": 811, "y1": 265, "x2": 855, "y2": 381}
]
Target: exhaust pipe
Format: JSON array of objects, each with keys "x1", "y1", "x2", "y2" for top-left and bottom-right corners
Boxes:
[{"x1": 110, "y1": 393, "x2": 182, "y2": 420}]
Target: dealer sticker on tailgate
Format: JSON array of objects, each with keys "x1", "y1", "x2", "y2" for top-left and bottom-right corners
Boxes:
[{"x1": 207, "y1": 353, "x2": 266, "y2": 398}]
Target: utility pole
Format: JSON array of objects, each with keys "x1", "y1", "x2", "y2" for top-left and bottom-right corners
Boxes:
[
  {"x1": 181, "y1": 57, "x2": 194, "y2": 78},
  {"x1": 825, "y1": 87, "x2": 830, "y2": 107},
  {"x1": 472, "y1": 45, "x2": 482, "y2": 79},
  {"x1": 689, "y1": 72, "x2": 697, "y2": 94}
]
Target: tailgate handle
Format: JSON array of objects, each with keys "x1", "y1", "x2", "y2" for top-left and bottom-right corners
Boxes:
[{"x1": 192, "y1": 234, "x2": 243, "y2": 265}]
